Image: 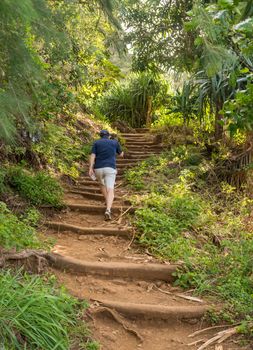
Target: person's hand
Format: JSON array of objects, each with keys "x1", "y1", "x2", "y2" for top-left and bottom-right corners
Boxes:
[{"x1": 89, "y1": 168, "x2": 95, "y2": 177}]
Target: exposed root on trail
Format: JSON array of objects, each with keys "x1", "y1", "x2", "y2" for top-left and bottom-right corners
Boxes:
[
  {"x1": 188, "y1": 322, "x2": 245, "y2": 349},
  {"x1": 0, "y1": 249, "x2": 49, "y2": 273},
  {"x1": 119, "y1": 228, "x2": 136, "y2": 255},
  {"x1": 113, "y1": 205, "x2": 134, "y2": 223},
  {"x1": 153, "y1": 284, "x2": 204, "y2": 303},
  {"x1": 88, "y1": 305, "x2": 143, "y2": 343}
]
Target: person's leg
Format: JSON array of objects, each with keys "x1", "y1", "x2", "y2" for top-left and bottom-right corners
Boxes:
[
  {"x1": 100, "y1": 184, "x2": 107, "y2": 201},
  {"x1": 94, "y1": 169, "x2": 106, "y2": 201},
  {"x1": 104, "y1": 168, "x2": 116, "y2": 220},
  {"x1": 105, "y1": 188, "x2": 114, "y2": 212}
]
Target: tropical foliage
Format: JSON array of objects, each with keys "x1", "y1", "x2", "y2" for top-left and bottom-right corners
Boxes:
[
  {"x1": 95, "y1": 71, "x2": 168, "y2": 127},
  {"x1": 119, "y1": 0, "x2": 196, "y2": 71}
]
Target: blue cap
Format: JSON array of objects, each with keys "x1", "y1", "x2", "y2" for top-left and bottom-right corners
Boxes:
[{"x1": 99, "y1": 129, "x2": 110, "y2": 137}]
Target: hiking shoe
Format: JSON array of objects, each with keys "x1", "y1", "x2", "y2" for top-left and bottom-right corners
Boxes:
[{"x1": 104, "y1": 209, "x2": 112, "y2": 221}]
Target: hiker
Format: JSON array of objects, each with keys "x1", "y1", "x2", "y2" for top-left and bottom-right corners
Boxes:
[{"x1": 89, "y1": 130, "x2": 124, "y2": 220}]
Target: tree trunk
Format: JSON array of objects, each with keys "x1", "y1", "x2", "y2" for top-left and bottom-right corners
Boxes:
[
  {"x1": 146, "y1": 96, "x2": 152, "y2": 127},
  {"x1": 214, "y1": 100, "x2": 223, "y2": 141}
]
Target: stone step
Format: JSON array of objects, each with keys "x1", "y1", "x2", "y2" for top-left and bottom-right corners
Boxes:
[
  {"x1": 45, "y1": 222, "x2": 131, "y2": 237},
  {"x1": 48, "y1": 253, "x2": 178, "y2": 282},
  {"x1": 91, "y1": 300, "x2": 208, "y2": 321}
]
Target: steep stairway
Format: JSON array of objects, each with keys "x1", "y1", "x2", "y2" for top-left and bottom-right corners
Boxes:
[{"x1": 44, "y1": 130, "x2": 211, "y2": 350}]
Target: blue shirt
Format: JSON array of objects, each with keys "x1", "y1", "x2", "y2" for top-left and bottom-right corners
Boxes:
[{"x1": 91, "y1": 137, "x2": 122, "y2": 169}]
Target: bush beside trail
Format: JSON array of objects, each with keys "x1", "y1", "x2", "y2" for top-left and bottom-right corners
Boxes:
[{"x1": 126, "y1": 145, "x2": 253, "y2": 326}]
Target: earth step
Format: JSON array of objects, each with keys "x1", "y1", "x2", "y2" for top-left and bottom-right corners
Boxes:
[
  {"x1": 72, "y1": 185, "x2": 127, "y2": 194},
  {"x1": 126, "y1": 145, "x2": 163, "y2": 150},
  {"x1": 117, "y1": 158, "x2": 142, "y2": 163},
  {"x1": 78, "y1": 178, "x2": 124, "y2": 186},
  {"x1": 135, "y1": 128, "x2": 150, "y2": 133},
  {"x1": 123, "y1": 136, "x2": 150, "y2": 141},
  {"x1": 124, "y1": 154, "x2": 151, "y2": 159},
  {"x1": 117, "y1": 163, "x2": 137, "y2": 169},
  {"x1": 125, "y1": 140, "x2": 155, "y2": 145},
  {"x1": 127, "y1": 149, "x2": 160, "y2": 153},
  {"x1": 91, "y1": 300, "x2": 208, "y2": 321},
  {"x1": 68, "y1": 190, "x2": 129, "y2": 203},
  {"x1": 80, "y1": 174, "x2": 124, "y2": 180},
  {"x1": 118, "y1": 157, "x2": 141, "y2": 160},
  {"x1": 48, "y1": 254, "x2": 178, "y2": 281},
  {"x1": 72, "y1": 186, "x2": 102, "y2": 193},
  {"x1": 121, "y1": 133, "x2": 148, "y2": 138},
  {"x1": 45, "y1": 222, "x2": 131, "y2": 237},
  {"x1": 125, "y1": 140, "x2": 154, "y2": 144},
  {"x1": 68, "y1": 190, "x2": 119, "y2": 200},
  {"x1": 72, "y1": 186, "x2": 100, "y2": 192},
  {"x1": 76, "y1": 180, "x2": 103, "y2": 187},
  {"x1": 117, "y1": 169, "x2": 130, "y2": 175},
  {"x1": 65, "y1": 203, "x2": 134, "y2": 214},
  {"x1": 126, "y1": 151, "x2": 158, "y2": 156},
  {"x1": 125, "y1": 137, "x2": 150, "y2": 144}
]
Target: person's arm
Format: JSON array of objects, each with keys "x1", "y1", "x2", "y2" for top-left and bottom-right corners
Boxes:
[
  {"x1": 89, "y1": 142, "x2": 97, "y2": 177},
  {"x1": 116, "y1": 142, "x2": 124, "y2": 158},
  {"x1": 89, "y1": 153, "x2": 96, "y2": 177}
]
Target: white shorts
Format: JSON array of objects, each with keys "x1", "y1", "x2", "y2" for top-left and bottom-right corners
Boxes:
[{"x1": 94, "y1": 167, "x2": 117, "y2": 189}]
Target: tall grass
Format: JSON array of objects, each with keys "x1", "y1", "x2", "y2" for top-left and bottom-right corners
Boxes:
[
  {"x1": 0, "y1": 270, "x2": 85, "y2": 350},
  {"x1": 95, "y1": 71, "x2": 168, "y2": 128}
]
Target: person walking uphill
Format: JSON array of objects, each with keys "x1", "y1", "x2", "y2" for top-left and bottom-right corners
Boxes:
[{"x1": 89, "y1": 130, "x2": 124, "y2": 220}]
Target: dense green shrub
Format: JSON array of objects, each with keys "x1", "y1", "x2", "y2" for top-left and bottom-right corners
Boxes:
[
  {"x1": 0, "y1": 202, "x2": 42, "y2": 250},
  {"x1": 95, "y1": 71, "x2": 168, "y2": 128},
  {"x1": 0, "y1": 270, "x2": 86, "y2": 350},
  {"x1": 127, "y1": 146, "x2": 253, "y2": 321},
  {"x1": 134, "y1": 187, "x2": 205, "y2": 261},
  {"x1": 32, "y1": 122, "x2": 90, "y2": 178},
  {"x1": 8, "y1": 167, "x2": 63, "y2": 206}
]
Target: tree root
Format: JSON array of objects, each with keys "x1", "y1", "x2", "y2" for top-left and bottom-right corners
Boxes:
[
  {"x1": 114, "y1": 205, "x2": 134, "y2": 223},
  {"x1": 188, "y1": 323, "x2": 243, "y2": 350},
  {"x1": 119, "y1": 228, "x2": 136, "y2": 255},
  {"x1": 89, "y1": 305, "x2": 144, "y2": 343},
  {"x1": 0, "y1": 249, "x2": 49, "y2": 273}
]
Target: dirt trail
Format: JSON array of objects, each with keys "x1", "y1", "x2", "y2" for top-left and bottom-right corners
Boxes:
[{"x1": 44, "y1": 130, "x2": 242, "y2": 350}]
